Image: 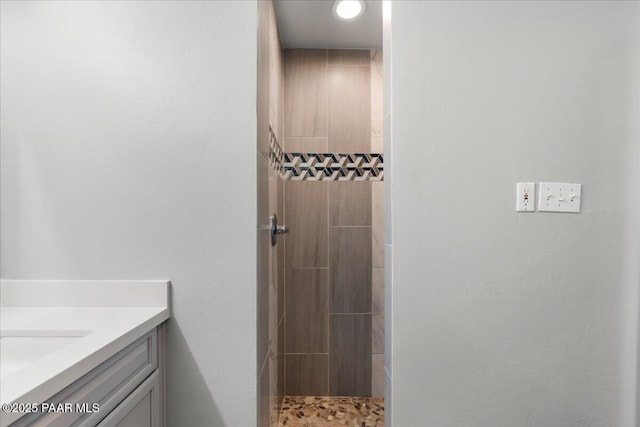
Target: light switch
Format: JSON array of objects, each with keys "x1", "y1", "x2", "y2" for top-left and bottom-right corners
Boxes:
[
  {"x1": 516, "y1": 182, "x2": 535, "y2": 212},
  {"x1": 538, "y1": 182, "x2": 581, "y2": 213}
]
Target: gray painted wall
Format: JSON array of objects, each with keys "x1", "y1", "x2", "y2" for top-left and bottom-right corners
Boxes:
[
  {"x1": 0, "y1": 1, "x2": 257, "y2": 426},
  {"x1": 389, "y1": 1, "x2": 640, "y2": 426}
]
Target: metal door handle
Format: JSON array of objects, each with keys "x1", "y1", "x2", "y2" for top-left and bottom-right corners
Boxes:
[
  {"x1": 275, "y1": 225, "x2": 289, "y2": 235},
  {"x1": 270, "y1": 213, "x2": 288, "y2": 246}
]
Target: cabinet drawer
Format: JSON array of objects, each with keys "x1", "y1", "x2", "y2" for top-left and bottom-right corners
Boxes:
[
  {"x1": 11, "y1": 329, "x2": 157, "y2": 427},
  {"x1": 96, "y1": 370, "x2": 162, "y2": 427}
]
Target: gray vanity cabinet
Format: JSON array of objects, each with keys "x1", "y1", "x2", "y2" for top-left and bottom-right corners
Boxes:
[
  {"x1": 96, "y1": 370, "x2": 162, "y2": 427},
  {"x1": 9, "y1": 326, "x2": 165, "y2": 427}
]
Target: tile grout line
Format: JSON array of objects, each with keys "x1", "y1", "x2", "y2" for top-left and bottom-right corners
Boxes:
[
  {"x1": 284, "y1": 352, "x2": 329, "y2": 355},
  {"x1": 325, "y1": 48, "x2": 331, "y2": 397},
  {"x1": 283, "y1": 115, "x2": 288, "y2": 399},
  {"x1": 282, "y1": 48, "x2": 287, "y2": 400},
  {"x1": 328, "y1": 225, "x2": 373, "y2": 228},
  {"x1": 276, "y1": 46, "x2": 287, "y2": 414},
  {"x1": 370, "y1": 49, "x2": 375, "y2": 396},
  {"x1": 283, "y1": 136, "x2": 329, "y2": 139}
]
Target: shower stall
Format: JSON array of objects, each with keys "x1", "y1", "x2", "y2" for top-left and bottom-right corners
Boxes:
[
  {"x1": 281, "y1": 47, "x2": 384, "y2": 397},
  {"x1": 256, "y1": 1, "x2": 385, "y2": 426}
]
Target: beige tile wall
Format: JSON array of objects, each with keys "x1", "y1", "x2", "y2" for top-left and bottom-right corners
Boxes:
[
  {"x1": 284, "y1": 50, "x2": 328, "y2": 138},
  {"x1": 258, "y1": 1, "x2": 285, "y2": 426},
  {"x1": 370, "y1": 48, "x2": 385, "y2": 398},
  {"x1": 257, "y1": 1, "x2": 271, "y2": 425},
  {"x1": 283, "y1": 48, "x2": 384, "y2": 398}
]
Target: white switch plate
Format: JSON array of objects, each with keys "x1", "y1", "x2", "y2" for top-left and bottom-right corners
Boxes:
[
  {"x1": 516, "y1": 182, "x2": 535, "y2": 212},
  {"x1": 538, "y1": 182, "x2": 582, "y2": 213}
]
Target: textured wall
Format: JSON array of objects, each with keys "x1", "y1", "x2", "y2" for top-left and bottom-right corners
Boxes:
[
  {"x1": 282, "y1": 49, "x2": 384, "y2": 397},
  {"x1": 0, "y1": 2, "x2": 258, "y2": 426},
  {"x1": 388, "y1": 1, "x2": 640, "y2": 426}
]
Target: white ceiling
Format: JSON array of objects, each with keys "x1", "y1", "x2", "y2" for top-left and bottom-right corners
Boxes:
[{"x1": 274, "y1": 0, "x2": 382, "y2": 49}]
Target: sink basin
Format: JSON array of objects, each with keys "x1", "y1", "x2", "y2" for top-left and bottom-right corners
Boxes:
[{"x1": 1, "y1": 330, "x2": 91, "y2": 378}]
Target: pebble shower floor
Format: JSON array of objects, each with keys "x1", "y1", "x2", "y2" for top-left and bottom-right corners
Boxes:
[{"x1": 278, "y1": 396, "x2": 384, "y2": 427}]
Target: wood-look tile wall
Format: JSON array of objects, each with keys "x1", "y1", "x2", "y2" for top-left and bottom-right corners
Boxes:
[
  {"x1": 257, "y1": 1, "x2": 270, "y2": 424},
  {"x1": 283, "y1": 49, "x2": 383, "y2": 398},
  {"x1": 258, "y1": 2, "x2": 285, "y2": 426},
  {"x1": 370, "y1": 48, "x2": 385, "y2": 399}
]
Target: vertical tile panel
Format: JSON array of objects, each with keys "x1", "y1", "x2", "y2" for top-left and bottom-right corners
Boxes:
[
  {"x1": 257, "y1": 0, "x2": 270, "y2": 156},
  {"x1": 372, "y1": 314, "x2": 384, "y2": 354},
  {"x1": 371, "y1": 48, "x2": 384, "y2": 153},
  {"x1": 283, "y1": 137, "x2": 327, "y2": 153},
  {"x1": 269, "y1": 245, "x2": 278, "y2": 357},
  {"x1": 328, "y1": 65, "x2": 371, "y2": 152},
  {"x1": 329, "y1": 227, "x2": 372, "y2": 313},
  {"x1": 371, "y1": 136, "x2": 383, "y2": 154},
  {"x1": 285, "y1": 269, "x2": 328, "y2": 353},
  {"x1": 329, "y1": 182, "x2": 372, "y2": 226},
  {"x1": 372, "y1": 354, "x2": 385, "y2": 398},
  {"x1": 370, "y1": 48, "x2": 385, "y2": 405},
  {"x1": 284, "y1": 181, "x2": 328, "y2": 267},
  {"x1": 328, "y1": 49, "x2": 371, "y2": 66},
  {"x1": 278, "y1": 31, "x2": 284, "y2": 145},
  {"x1": 258, "y1": 153, "x2": 270, "y2": 229},
  {"x1": 258, "y1": 228, "x2": 271, "y2": 369},
  {"x1": 269, "y1": 163, "x2": 278, "y2": 365},
  {"x1": 385, "y1": 370, "x2": 393, "y2": 427},
  {"x1": 372, "y1": 268, "x2": 384, "y2": 314},
  {"x1": 268, "y1": 0, "x2": 282, "y2": 142},
  {"x1": 329, "y1": 314, "x2": 372, "y2": 396},
  {"x1": 383, "y1": 114, "x2": 392, "y2": 245},
  {"x1": 370, "y1": 49, "x2": 383, "y2": 142},
  {"x1": 384, "y1": 243, "x2": 393, "y2": 377},
  {"x1": 271, "y1": 12, "x2": 283, "y2": 414},
  {"x1": 277, "y1": 317, "x2": 285, "y2": 409},
  {"x1": 258, "y1": 361, "x2": 270, "y2": 427},
  {"x1": 268, "y1": 351, "x2": 278, "y2": 426},
  {"x1": 285, "y1": 354, "x2": 329, "y2": 396},
  {"x1": 372, "y1": 181, "x2": 384, "y2": 267},
  {"x1": 277, "y1": 176, "x2": 285, "y2": 323},
  {"x1": 371, "y1": 49, "x2": 386, "y2": 404},
  {"x1": 284, "y1": 49, "x2": 327, "y2": 137},
  {"x1": 268, "y1": 144, "x2": 278, "y2": 222}
]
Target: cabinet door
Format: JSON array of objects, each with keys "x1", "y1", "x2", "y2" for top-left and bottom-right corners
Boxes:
[
  {"x1": 96, "y1": 371, "x2": 162, "y2": 427},
  {"x1": 11, "y1": 329, "x2": 158, "y2": 427}
]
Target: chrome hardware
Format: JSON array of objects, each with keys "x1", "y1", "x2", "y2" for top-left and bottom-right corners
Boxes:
[{"x1": 270, "y1": 213, "x2": 288, "y2": 246}]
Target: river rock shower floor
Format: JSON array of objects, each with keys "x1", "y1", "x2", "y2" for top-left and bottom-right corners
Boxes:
[{"x1": 278, "y1": 396, "x2": 384, "y2": 427}]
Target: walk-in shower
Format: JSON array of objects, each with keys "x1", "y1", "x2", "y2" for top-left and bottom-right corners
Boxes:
[
  {"x1": 256, "y1": 1, "x2": 385, "y2": 426},
  {"x1": 278, "y1": 47, "x2": 384, "y2": 426}
]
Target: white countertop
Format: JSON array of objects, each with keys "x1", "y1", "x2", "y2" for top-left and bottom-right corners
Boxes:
[{"x1": 0, "y1": 280, "x2": 170, "y2": 427}]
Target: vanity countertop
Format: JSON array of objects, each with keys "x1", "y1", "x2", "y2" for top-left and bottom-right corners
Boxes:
[{"x1": 0, "y1": 280, "x2": 170, "y2": 427}]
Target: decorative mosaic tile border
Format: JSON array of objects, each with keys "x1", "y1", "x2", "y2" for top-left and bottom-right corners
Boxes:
[
  {"x1": 267, "y1": 130, "x2": 384, "y2": 181},
  {"x1": 269, "y1": 128, "x2": 285, "y2": 175},
  {"x1": 283, "y1": 152, "x2": 384, "y2": 181}
]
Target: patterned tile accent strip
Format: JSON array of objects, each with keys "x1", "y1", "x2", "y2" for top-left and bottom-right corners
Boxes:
[
  {"x1": 278, "y1": 396, "x2": 384, "y2": 427},
  {"x1": 269, "y1": 127, "x2": 285, "y2": 175},
  {"x1": 267, "y1": 128, "x2": 384, "y2": 181},
  {"x1": 283, "y1": 153, "x2": 384, "y2": 181}
]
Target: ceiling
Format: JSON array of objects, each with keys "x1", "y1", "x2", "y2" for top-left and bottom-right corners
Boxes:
[{"x1": 274, "y1": 0, "x2": 382, "y2": 49}]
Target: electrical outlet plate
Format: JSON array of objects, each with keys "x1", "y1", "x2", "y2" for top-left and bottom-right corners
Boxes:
[
  {"x1": 538, "y1": 182, "x2": 581, "y2": 213},
  {"x1": 516, "y1": 182, "x2": 535, "y2": 212}
]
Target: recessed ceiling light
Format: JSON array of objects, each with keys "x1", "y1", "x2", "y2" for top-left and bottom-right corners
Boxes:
[{"x1": 332, "y1": 0, "x2": 366, "y2": 21}]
